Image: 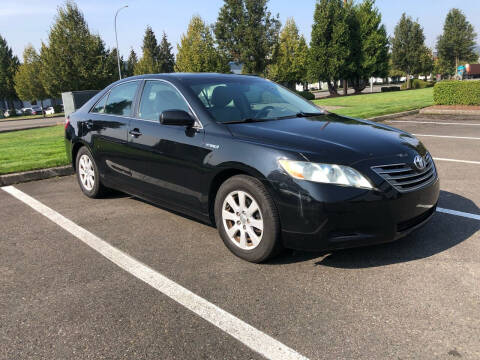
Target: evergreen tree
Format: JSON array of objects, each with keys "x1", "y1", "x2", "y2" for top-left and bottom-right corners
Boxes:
[
  {"x1": 436, "y1": 8, "x2": 477, "y2": 74},
  {"x1": 134, "y1": 26, "x2": 162, "y2": 75},
  {"x1": 391, "y1": 13, "x2": 426, "y2": 89},
  {"x1": 214, "y1": 0, "x2": 280, "y2": 75},
  {"x1": 124, "y1": 48, "x2": 138, "y2": 77},
  {"x1": 14, "y1": 45, "x2": 48, "y2": 116},
  {"x1": 40, "y1": 1, "x2": 114, "y2": 97},
  {"x1": 158, "y1": 32, "x2": 175, "y2": 73},
  {"x1": 309, "y1": 0, "x2": 351, "y2": 95},
  {"x1": 175, "y1": 16, "x2": 230, "y2": 73},
  {"x1": 418, "y1": 46, "x2": 434, "y2": 79},
  {"x1": 267, "y1": 18, "x2": 309, "y2": 89},
  {"x1": 0, "y1": 34, "x2": 19, "y2": 109},
  {"x1": 350, "y1": 0, "x2": 389, "y2": 93}
]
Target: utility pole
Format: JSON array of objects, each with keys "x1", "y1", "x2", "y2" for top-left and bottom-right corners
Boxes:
[{"x1": 114, "y1": 5, "x2": 128, "y2": 80}]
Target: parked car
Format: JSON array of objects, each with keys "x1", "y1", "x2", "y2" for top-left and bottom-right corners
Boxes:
[
  {"x1": 45, "y1": 107, "x2": 56, "y2": 115},
  {"x1": 3, "y1": 109, "x2": 23, "y2": 117},
  {"x1": 22, "y1": 106, "x2": 43, "y2": 115},
  {"x1": 65, "y1": 74, "x2": 440, "y2": 262}
]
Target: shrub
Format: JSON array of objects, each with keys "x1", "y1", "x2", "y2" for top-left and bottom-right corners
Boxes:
[
  {"x1": 434, "y1": 80, "x2": 480, "y2": 105},
  {"x1": 381, "y1": 86, "x2": 401, "y2": 92},
  {"x1": 401, "y1": 79, "x2": 434, "y2": 90},
  {"x1": 53, "y1": 104, "x2": 63, "y2": 113},
  {"x1": 296, "y1": 90, "x2": 315, "y2": 100}
]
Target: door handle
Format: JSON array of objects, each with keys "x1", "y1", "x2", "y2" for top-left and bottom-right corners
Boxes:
[{"x1": 129, "y1": 128, "x2": 142, "y2": 137}]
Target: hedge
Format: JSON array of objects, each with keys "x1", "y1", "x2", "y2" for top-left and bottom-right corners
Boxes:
[
  {"x1": 296, "y1": 90, "x2": 315, "y2": 100},
  {"x1": 434, "y1": 80, "x2": 480, "y2": 105},
  {"x1": 381, "y1": 86, "x2": 401, "y2": 92},
  {"x1": 401, "y1": 79, "x2": 435, "y2": 90}
]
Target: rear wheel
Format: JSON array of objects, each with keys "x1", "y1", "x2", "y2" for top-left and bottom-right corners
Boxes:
[
  {"x1": 75, "y1": 146, "x2": 106, "y2": 198},
  {"x1": 214, "y1": 175, "x2": 282, "y2": 263}
]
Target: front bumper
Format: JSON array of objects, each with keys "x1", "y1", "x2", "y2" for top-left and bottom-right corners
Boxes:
[{"x1": 272, "y1": 175, "x2": 440, "y2": 251}]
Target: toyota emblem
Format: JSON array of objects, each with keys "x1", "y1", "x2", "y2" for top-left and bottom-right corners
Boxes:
[{"x1": 414, "y1": 155, "x2": 426, "y2": 170}]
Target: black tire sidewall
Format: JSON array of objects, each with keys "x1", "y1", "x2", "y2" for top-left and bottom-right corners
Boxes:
[
  {"x1": 214, "y1": 175, "x2": 280, "y2": 263},
  {"x1": 76, "y1": 147, "x2": 102, "y2": 198}
]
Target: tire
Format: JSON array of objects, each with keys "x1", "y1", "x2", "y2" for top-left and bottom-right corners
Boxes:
[
  {"x1": 214, "y1": 175, "x2": 282, "y2": 263},
  {"x1": 75, "y1": 146, "x2": 107, "y2": 198}
]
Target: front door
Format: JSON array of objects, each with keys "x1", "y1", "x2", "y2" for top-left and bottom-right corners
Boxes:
[{"x1": 126, "y1": 80, "x2": 209, "y2": 213}]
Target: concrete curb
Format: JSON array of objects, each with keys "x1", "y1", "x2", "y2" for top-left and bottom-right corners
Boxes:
[
  {"x1": 368, "y1": 109, "x2": 420, "y2": 122},
  {"x1": 419, "y1": 108, "x2": 480, "y2": 115},
  {"x1": 0, "y1": 166, "x2": 74, "y2": 186}
]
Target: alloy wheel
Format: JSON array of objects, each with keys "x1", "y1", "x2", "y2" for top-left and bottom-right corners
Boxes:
[
  {"x1": 222, "y1": 190, "x2": 264, "y2": 250},
  {"x1": 78, "y1": 154, "x2": 95, "y2": 191}
]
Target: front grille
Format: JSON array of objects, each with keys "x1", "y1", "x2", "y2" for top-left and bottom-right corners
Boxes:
[{"x1": 371, "y1": 153, "x2": 437, "y2": 192}]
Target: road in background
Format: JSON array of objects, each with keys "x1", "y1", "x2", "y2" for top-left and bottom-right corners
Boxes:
[{"x1": 0, "y1": 116, "x2": 64, "y2": 133}]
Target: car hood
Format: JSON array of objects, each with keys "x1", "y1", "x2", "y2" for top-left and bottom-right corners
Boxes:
[{"x1": 226, "y1": 113, "x2": 426, "y2": 165}]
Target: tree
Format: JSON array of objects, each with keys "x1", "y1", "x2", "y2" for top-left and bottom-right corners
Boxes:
[
  {"x1": 40, "y1": 1, "x2": 115, "y2": 97},
  {"x1": 14, "y1": 45, "x2": 49, "y2": 116},
  {"x1": 158, "y1": 32, "x2": 175, "y2": 73},
  {"x1": 267, "y1": 18, "x2": 309, "y2": 89},
  {"x1": 124, "y1": 48, "x2": 137, "y2": 77},
  {"x1": 391, "y1": 13, "x2": 426, "y2": 89},
  {"x1": 349, "y1": 0, "x2": 389, "y2": 93},
  {"x1": 436, "y1": 8, "x2": 477, "y2": 75},
  {"x1": 134, "y1": 26, "x2": 162, "y2": 75},
  {"x1": 418, "y1": 46, "x2": 434, "y2": 79},
  {"x1": 175, "y1": 16, "x2": 230, "y2": 73},
  {"x1": 309, "y1": 0, "x2": 351, "y2": 95},
  {"x1": 214, "y1": 0, "x2": 280, "y2": 75},
  {"x1": 0, "y1": 34, "x2": 19, "y2": 110}
]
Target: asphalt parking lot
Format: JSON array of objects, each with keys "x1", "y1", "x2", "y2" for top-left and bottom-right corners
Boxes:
[{"x1": 1, "y1": 114, "x2": 479, "y2": 360}]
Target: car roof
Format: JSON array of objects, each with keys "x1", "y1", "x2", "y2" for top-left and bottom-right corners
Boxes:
[{"x1": 117, "y1": 72, "x2": 261, "y2": 84}]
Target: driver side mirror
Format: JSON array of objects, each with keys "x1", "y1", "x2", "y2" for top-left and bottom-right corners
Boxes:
[{"x1": 160, "y1": 110, "x2": 195, "y2": 127}]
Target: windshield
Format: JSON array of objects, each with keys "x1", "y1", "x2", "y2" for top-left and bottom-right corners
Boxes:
[{"x1": 186, "y1": 77, "x2": 323, "y2": 123}]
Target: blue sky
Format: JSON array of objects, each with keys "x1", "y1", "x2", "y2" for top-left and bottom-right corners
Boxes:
[{"x1": 1, "y1": 0, "x2": 479, "y2": 59}]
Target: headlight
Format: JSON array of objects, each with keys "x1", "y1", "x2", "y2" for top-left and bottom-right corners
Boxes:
[{"x1": 278, "y1": 159, "x2": 373, "y2": 189}]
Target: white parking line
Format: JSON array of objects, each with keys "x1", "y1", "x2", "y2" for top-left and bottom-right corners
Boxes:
[
  {"x1": 0, "y1": 185, "x2": 308, "y2": 360},
  {"x1": 433, "y1": 157, "x2": 480, "y2": 165},
  {"x1": 437, "y1": 207, "x2": 480, "y2": 221},
  {"x1": 388, "y1": 120, "x2": 480, "y2": 126},
  {"x1": 413, "y1": 134, "x2": 480, "y2": 140}
]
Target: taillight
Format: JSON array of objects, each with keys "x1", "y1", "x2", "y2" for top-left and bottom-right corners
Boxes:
[{"x1": 64, "y1": 116, "x2": 70, "y2": 130}]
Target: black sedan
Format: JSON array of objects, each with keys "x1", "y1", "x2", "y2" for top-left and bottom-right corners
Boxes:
[{"x1": 65, "y1": 73, "x2": 439, "y2": 262}]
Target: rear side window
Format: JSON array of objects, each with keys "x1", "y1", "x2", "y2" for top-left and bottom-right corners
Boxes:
[
  {"x1": 138, "y1": 81, "x2": 190, "y2": 121},
  {"x1": 104, "y1": 81, "x2": 138, "y2": 116},
  {"x1": 91, "y1": 94, "x2": 108, "y2": 113}
]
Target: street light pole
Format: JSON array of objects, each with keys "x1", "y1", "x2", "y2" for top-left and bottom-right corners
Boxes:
[{"x1": 114, "y1": 5, "x2": 128, "y2": 80}]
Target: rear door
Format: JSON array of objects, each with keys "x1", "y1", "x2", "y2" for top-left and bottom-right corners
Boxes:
[
  {"x1": 126, "y1": 79, "x2": 209, "y2": 213},
  {"x1": 86, "y1": 80, "x2": 140, "y2": 189}
]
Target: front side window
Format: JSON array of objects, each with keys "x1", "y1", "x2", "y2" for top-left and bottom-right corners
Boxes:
[
  {"x1": 187, "y1": 78, "x2": 323, "y2": 123},
  {"x1": 138, "y1": 81, "x2": 191, "y2": 121},
  {"x1": 104, "y1": 81, "x2": 138, "y2": 116}
]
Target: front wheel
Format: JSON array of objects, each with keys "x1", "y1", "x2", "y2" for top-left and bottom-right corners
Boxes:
[{"x1": 214, "y1": 175, "x2": 282, "y2": 263}]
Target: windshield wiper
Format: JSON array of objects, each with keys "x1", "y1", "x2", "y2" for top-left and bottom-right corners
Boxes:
[
  {"x1": 295, "y1": 111, "x2": 324, "y2": 118},
  {"x1": 222, "y1": 118, "x2": 268, "y2": 124}
]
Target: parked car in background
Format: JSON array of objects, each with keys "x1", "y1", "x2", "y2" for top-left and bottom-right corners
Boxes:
[
  {"x1": 21, "y1": 106, "x2": 43, "y2": 115},
  {"x1": 45, "y1": 107, "x2": 56, "y2": 115},
  {"x1": 65, "y1": 73, "x2": 439, "y2": 262},
  {"x1": 3, "y1": 109, "x2": 23, "y2": 117}
]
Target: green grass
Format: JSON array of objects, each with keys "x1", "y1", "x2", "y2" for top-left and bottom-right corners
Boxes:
[
  {"x1": 0, "y1": 113, "x2": 65, "y2": 121},
  {"x1": 313, "y1": 87, "x2": 434, "y2": 119},
  {"x1": 0, "y1": 125, "x2": 68, "y2": 175}
]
